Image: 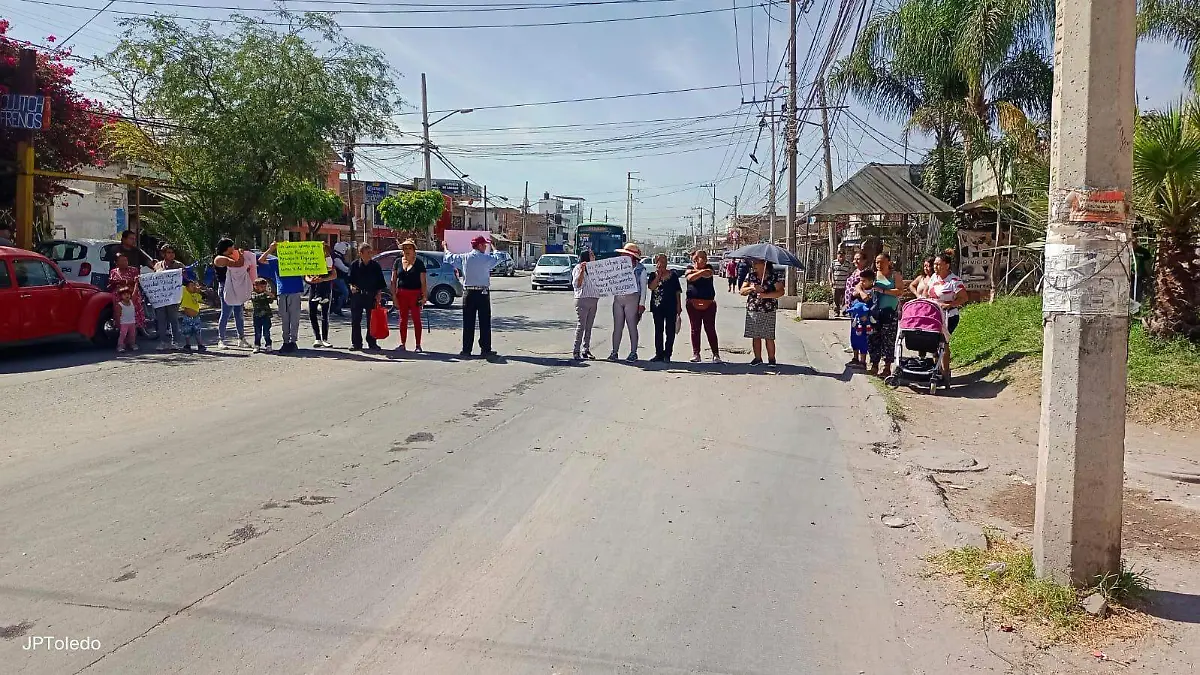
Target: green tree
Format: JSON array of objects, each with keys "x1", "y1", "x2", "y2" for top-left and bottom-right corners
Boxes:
[
  {"x1": 97, "y1": 10, "x2": 399, "y2": 249},
  {"x1": 377, "y1": 190, "x2": 445, "y2": 241},
  {"x1": 271, "y1": 178, "x2": 344, "y2": 238},
  {"x1": 1132, "y1": 104, "x2": 1200, "y2": 340}
]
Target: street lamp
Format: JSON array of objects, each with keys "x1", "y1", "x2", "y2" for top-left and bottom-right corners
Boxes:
[
  {"x1": 737, "y1": 165, "x2": 771, "y2": 182},
  {"x1": 430, "y1": 108, "x2": 474, "y2": 128}
]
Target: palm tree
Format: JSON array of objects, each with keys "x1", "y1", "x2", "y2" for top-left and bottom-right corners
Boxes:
[
  {"x1": 1132, "y1": 104, "x2": 1200, "y2": 340},
  {"x1": 1140, "y1": 0, "x2": 1200, "y2": 91},
  {"x1": 830, "y1": 0, "x2": 1053, "y2": 192}
]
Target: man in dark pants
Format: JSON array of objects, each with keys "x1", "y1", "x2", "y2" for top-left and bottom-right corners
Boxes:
[
  {"x1": 442, "y1": 235, "x2": 504, "y2": 359},
  {"x1": 347, "y1": 242, "x2": 387, "y2": 350}
]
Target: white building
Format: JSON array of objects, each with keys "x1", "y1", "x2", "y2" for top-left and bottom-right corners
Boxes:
[
  {"x1": 535, "y1": 192, "x2": 584, "y2": 252},
  {"x1": 50, "y1": 163, "x2": 163, "y2": 241}
]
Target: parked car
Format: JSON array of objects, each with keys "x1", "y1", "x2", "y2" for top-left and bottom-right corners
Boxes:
[
  {"x1": 0, "y1": 246, "x2": 122, "y2": 348},
  {"x1": 37, "y1": 238, "x2": 155, "y2": 288},
  {"x1": 374, "y1": 250, "x2": 462, "y2": 308},
  {"x1": 531, "y1": 254, "x2": 578, "y2": 290},
  {"x1": 490, "y1": 251, "x2": 516, "y2": 277}
]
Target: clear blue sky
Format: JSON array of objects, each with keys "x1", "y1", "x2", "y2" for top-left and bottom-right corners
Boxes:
[{"x1": 2, "y1": 0, "x2": 1190, "y2": 244}]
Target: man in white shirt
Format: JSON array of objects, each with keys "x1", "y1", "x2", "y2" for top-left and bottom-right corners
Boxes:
[
  {"x1": 571, "y1": 249, "x2": 601, "y2": 360},
  {"x1": 608, "y1": 243, "x2": 647, "y2": 362}
]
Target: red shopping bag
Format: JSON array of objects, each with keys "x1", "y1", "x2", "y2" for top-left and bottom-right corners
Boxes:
[{"x1": 369, "y1": 307, "x2": 390, "y2": 340}]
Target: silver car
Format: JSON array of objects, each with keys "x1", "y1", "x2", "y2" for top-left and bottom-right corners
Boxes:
[
  {"x1": 375, "y1": 250, "x2": 462, "y2": 308},
  {"x1": 531, "y1": 254, "x2": 578, "y2": 290}
]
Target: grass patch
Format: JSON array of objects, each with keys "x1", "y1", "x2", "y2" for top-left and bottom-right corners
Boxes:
[
  {"x1": 929, "y1": 531, "x2": 1154, "y2": 643},
  {"x1": 870, "y1": 377, "x2": 907, "y2": 422},
  {"x1": 949, "y1": 295, "x2": 1200, "y2": 393}
]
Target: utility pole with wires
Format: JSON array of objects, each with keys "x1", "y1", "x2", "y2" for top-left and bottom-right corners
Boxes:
[
  {"x1": 421, "y1": 73, "x2": 432, "y2": 191},
  {"x1": 521, "y1": 181, "x2": 529, "y2": 266},
  {"x1": 343, "y1": 137, "x2": 357, "y2": 245},
  {"x1": 769, "y1": 97, "x2": 778, "y2": 244},
  {"x1": 626, "y1": 171, "x2": 640, "y2": 242},
  {"x1": 819, "y1": 77, "x2": 837, "y2": 261},
  {"x1": 785, "y1": 0, "x2": 800, "y2": 298}
]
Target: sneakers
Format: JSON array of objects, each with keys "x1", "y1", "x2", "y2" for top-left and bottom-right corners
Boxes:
[
  {"x1": 253, "y1": 345, "x2": 262, "y2": 353},
  {"x1": 689, "y1": 354, "x2": 702, "y2": 363},
  {"x1": 750, "y1": 357, "x2": 763, "y2": 366},
  {"x1": 197, "y1": 343, "x2": 207, "y2": 353},
  {"x1": 130, "y1": 343, "x2": 139, "y2": 351},
  {"x1": 321, "y1": 340, "x2": 333, "y2": 348},
  {"x1": 607, "y1": 351, "x2": 619, "y2": 361},
  {"x1": 711, "y1": 353, "x2": 723, "y2": 363},
  {"x1": 582, "y1": 351, "x2": 594, "y2": 360},
  {"x1": 649, "y1": 355, "x2": 663, "y2": 363},
  {"x1": 238, "y1": 339, "x2": 251, "y2": 349},
  {"x1": 626, "y1": 352, "x2": 638, "y2": 362},
  {"x1": 313, "y1": 340, "x2": 323, "y2": 348}
]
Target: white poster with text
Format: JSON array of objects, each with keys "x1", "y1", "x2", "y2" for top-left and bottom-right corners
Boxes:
[
  {"x1": 585, "y1": 255, "x2": 638, "y2": 297},
  {"x1": 140, "y1": 269, "x2": 184, "y2": 308}
]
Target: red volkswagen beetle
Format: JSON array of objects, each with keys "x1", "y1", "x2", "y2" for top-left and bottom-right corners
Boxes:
[{"x1": 0, "y1": 246, "x2": 118, "y2": 348}]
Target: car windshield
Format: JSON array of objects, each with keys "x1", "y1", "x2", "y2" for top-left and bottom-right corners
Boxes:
[{"x1": 538, "y1": 256, "x2": 572, "y2": 267}]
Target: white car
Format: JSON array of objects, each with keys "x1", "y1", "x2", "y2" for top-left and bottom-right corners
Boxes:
[
  {"x1": 531, "y1": 254, "x2": 578, "y2": 290},
  {"x1": 37, "y1": 238, "x2": 155, "y2": 288}
]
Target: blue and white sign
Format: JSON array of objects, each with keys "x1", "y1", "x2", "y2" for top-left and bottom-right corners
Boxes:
[
  {"x1": 0, "y1": 94, "x2": 48, "y2": 130},
  {"x1": 364, "y1": 182, "x2": 388, "y2": 205},
  {"x1": 114, "y1": 208, "x2": 127, "y2": 233}
]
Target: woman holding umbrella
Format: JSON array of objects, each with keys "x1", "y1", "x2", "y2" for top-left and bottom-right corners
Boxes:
[{"x1": 739, "y1": 257, "x2": 786, "y2": 366}]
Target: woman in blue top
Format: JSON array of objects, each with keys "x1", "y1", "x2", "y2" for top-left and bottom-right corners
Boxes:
[{"x1": 868, "y1": 252, "x2": 905, "y2": 377}]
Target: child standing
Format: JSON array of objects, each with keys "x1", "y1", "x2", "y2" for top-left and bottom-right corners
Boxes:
[
  {"x1": 250, "y1": 277, "x2": 275, "y2": 352},
  {"x1": 179, "y1": 277, "x2": 207, "y2": 352},
  {"x1": 846, "y1": 269, "x2": 877, "y2": 369},
  {"x1": 116, "y1": 288, "x2": 139, "y2": 353}
]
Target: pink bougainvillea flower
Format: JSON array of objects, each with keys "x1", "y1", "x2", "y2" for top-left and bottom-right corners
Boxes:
[{"x1": 45, "y1": 34, "x2": 57, "y2": 42}]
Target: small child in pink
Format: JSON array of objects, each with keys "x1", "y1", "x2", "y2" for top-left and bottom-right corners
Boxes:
[{"x1": 116, "y1": 289, "x2": 139, "y2": 353}]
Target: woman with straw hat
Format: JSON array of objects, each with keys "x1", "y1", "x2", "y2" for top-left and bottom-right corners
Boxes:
[{"x1": 608, "y1": 243, "x2": 647, "y2": 362}]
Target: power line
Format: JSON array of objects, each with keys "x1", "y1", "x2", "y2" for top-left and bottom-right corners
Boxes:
[
  {"x1": 31, "y1": 0, "x2": 707, "y2": 13},
  {"x1": 399, "y1": 80, "x2": 774, "y2": 115},
  {"x1": 19, "y1": 0, "x2": 764, "y2": 30}
]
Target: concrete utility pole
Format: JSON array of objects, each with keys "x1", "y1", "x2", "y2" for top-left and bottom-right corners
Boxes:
[
  {"x1": 521, "y1": 181, "x2": 529, "y2": 265},
  {"x1": 711, "y1": 185, "x2": 718, "y2": 250},
  {"x1": 421, "y1": 73, "x2": 433, "y2": 190},
  {"x1": 626, "y1": 171, "x2": 639, "y2": 242},
  {"x1": 1033, "y1": 0, "x2": 1136, "y2": 586},
  {"x1": 14, "y1": 48, "x2": 36, "y2": 250},
  {"x1": 785, "y1": 0, "x2": 799, "y2": 297},
  {"x1": 819, "y1": 78, "x2": 837, "y2": 260},
  {"x1": 769, "y1": 97, "x2": 778, "y2": 245},
  {"x1": 482, "y1": 185, "x2": 488, "y2": 232}
]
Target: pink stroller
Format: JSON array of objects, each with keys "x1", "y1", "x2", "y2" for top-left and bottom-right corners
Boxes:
[{"x1": 890, "y1": 298, "x2": 948, "y2": 394}]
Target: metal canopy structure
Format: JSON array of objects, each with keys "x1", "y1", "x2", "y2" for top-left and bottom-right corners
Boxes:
[{"x1": 803, "y1": 163, "x2": 953, "y2": 220}]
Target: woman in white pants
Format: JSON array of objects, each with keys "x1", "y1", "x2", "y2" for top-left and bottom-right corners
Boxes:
[
  {"x1": 572, "y1": 250, "x2": 601, "y2": 360},
  {"x1": 608, "y1": 243, "x2": 647, "y2": 362}
]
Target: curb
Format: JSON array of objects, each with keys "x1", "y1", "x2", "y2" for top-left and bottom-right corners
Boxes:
[{"x1": 805, "y1": 321, "x2": 987, "y2": 551}]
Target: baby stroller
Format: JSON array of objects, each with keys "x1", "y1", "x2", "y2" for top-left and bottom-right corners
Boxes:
[{"x1": 890, "y1": 298, "x2": 948, "y2": 394}]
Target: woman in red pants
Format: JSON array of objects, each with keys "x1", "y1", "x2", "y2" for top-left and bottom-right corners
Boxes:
[
  {"x1": 685, "y1": 249, "x2": 722, "y2": 363},
  {"x1": 389, "y1": 239, "x2": 428, "y2": 351}
]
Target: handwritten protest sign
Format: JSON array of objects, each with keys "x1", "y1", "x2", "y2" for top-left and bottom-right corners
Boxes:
[
  {"x1": 276, "y1": 241, "x2": 329, "y2": 276},
  {"x1": 444, "y1": 230, "x2": 491, "y2": 254},
  {"x1": 140, "y1": 269, "x2": 183, "y2": 308},
  {"x1": 586, "y1": 255, "x2": 638, "y2": 296}
]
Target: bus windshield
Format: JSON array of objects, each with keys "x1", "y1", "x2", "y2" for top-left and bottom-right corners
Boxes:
[{"x1": 576, "y1": 225, "x2": 626, "y2": 259}]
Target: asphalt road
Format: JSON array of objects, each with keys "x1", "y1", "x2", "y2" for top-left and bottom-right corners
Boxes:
[{"x1": 1, "y1": 275, "x2": 913, "y2": 674}]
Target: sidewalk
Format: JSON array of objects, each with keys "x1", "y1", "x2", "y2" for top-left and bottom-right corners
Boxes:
[{"x1": 794, "y1": 315, "x2": 1200, "y2": 672}]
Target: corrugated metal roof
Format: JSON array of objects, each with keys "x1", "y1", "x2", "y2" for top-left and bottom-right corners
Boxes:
[{"x1": 805, "y1": 164, "x2": 953, "y2": 218}]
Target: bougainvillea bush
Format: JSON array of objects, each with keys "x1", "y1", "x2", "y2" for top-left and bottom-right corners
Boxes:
[{"x1": 0, "y1": 19, "x2": 109, "y2": 206}]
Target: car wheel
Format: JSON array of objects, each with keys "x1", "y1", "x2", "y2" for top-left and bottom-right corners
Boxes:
[
  {"x1": 430, "y1": 285, "x2": 455, "y2": 308},
  {"x1": 92, "y1": 307, "x2": 118, "y2": 347},
  {"x1": 531, "y1": 284, "x2": 539, "y2": 290}
]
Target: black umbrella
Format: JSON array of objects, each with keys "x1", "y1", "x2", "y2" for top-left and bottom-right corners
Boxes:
[{"x1": 723, "y1": 243, "x2": 804, "y2": 269}]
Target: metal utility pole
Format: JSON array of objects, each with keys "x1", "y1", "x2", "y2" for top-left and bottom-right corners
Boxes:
[
  {"x1": 344, "y1": 138, "x2": 357, "y2": 244},
  {"x1": 819, "y1": 78, "x2": 837, "y2": 260},
  {"x1": 482, "y1": 185, "x2": 488, "y2": 232},
  {"x1": 14, "y1": 48, "x2": 36, "y2": 250},
  {"x1": 421, "y1": 73, "x2": 433, "y2": 190},
  {"x1": 785, "y1": 0, "x2": 799, "y2": 297},
  {"x1": 1033, "y1": 0, "x2": 1136, "y2": 586}
]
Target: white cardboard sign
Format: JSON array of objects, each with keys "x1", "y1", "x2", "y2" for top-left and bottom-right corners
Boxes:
[
  {"x1": 444, "y1": 230, "x2": 491, "y2": 254},
  {"x1": 585, "y1": 255, "x2": 638, "y2": 297},
  {"x1": 140, "y1": 269, "x2": 184, "y2": 308}
]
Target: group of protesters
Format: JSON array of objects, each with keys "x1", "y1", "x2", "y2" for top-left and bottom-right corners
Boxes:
[{"x1": 569, "y1": 243, "x2": 786, "y2": 366}]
